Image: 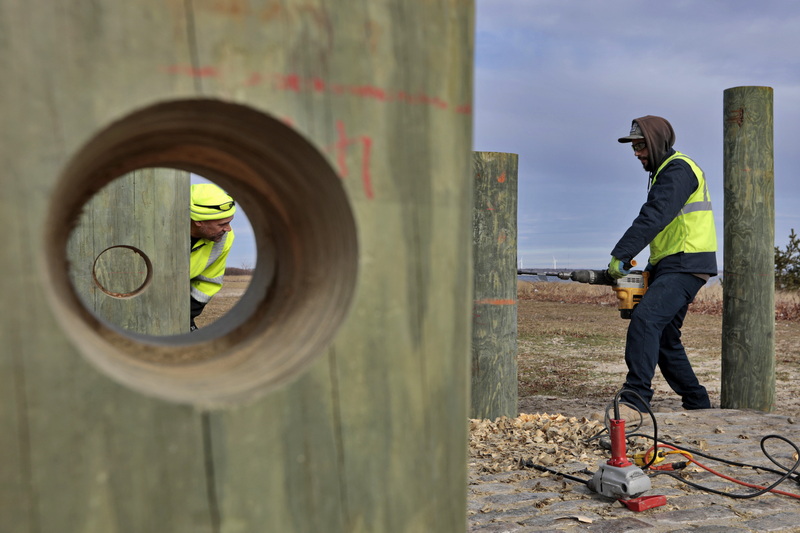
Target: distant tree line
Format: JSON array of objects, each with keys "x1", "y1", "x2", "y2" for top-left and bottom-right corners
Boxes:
[
  {"x1": 225, "y1": 267, "x2": 254, "y2": 276},
  {"x1": 775, "y1": 228, "x2": 800, "y2": 291}
]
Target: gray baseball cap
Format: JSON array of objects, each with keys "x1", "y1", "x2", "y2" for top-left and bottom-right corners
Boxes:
[{"x1": 618, "y1": 122, "x2": 644, "y2": 143}]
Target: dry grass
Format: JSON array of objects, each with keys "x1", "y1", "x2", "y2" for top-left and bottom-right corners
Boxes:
[
  {"x1": 517, "y1": 280, "x2": 800, "y2": 417},
  {"x1": 693, "y1": 284, "x2": 800, "y2": 320},
  {"x1": 195, "y1": 276, "x2": 800, "y2": 416},
  {"x1": 775, "y1": 290, "x2": 800, "y2": 321},
  {"x1": 193, "y1": 275, "x2": 252, "y2": 329},
  {"x1": 518, "y1": 280, "x2": 800, "y2": 321}
]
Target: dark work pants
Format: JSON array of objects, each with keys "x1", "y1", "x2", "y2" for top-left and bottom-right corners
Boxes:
[{"x1": 620, "y1": 272, "x2": 711, "y2": 412}]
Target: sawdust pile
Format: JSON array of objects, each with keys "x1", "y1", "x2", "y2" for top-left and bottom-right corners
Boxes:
[{"x1": 469, "y1": 412, "x2": 608, "y2": 474}]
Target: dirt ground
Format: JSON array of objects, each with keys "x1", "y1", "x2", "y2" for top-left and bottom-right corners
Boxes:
[
  {"x1": 470, "y1": 283, "x2": 800, "y2": 528},
  {"x1": 192, "y1": 275, "x2": 252, "y2": 329},
  {"x1": 200, "y1": 276, "x2": 800, "y2": 418},
  {"x1": 516, "y1": 290, "x2": 800, "y2": 419}
]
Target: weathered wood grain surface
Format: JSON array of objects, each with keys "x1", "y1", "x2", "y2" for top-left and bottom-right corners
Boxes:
[
  {"x1": 67, "y1": 168, "x2": 189, "y2": 335},
  {"x1": 471, "y1": 152, "x2": 519, "y2": 419},
  {"x1": 721, "y1": 86, "x2": 776, "y2": 411},
  {"x1": 0, "y1": 1, "x2": 474, "y2": 532}
]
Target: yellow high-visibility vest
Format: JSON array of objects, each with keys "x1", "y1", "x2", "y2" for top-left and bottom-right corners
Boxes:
[
  {"x1": 649, "y1": 152, "x2": 717, "y2": 265},
  {"x1": 190, "y1": 230, "x2": 234, "y2": 303}
]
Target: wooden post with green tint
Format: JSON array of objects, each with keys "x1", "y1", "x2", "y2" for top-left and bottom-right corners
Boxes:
[
  {"x1": 472, "y1": 152, "x2": 519, "y2": 419},
  {"x1": 0, "y1": 2, "x2": 474, "y2": 532},
  {"x1": 721, "y1": 86, "x2": 775, "y2": 411},
  {"x1": 67, "y1": 168, "x2": 190, "y2": 335}
]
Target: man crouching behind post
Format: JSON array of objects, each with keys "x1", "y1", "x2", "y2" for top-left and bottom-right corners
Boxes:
[{"x1": 189, "y1": 183, "x2": 236, "y2": 331}]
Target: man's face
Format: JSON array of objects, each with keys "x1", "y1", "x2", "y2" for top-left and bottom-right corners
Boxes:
[
  {"x1": 631, "y1": 140, "x2": 649, "y2": 171},
  {"x1": 193, "y1": 216, "x2": 234, "y2": 242}
]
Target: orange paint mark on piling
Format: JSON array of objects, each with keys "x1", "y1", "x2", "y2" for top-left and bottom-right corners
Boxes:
[
  {"x1": 474, "y1": 298, "x2": 516, "y2": 305},
  {"x1": 395, "y1": 91, "x2": 415, "y2": 105},
  {"x1": 497, "y1": 172, "x2": 506, "y2": 183},
  {"x1": 207, "y1": 0, "x2": 250, "y2": 17},
  {"x1": 163, "y1": 65, "x2": 219, "y2": 77},
  {"x1": 276, "y1": 73, "x2": 302, "y2": 92},
  {"x1": 311, "y1": 77, "x2": 327, "y2": 92},
  {"x1": 350, "y1": 85, "x2": 388, "y2": 101},
  {"x1": 259, "y1": 3, "x2": 283, "y2": 21},
  {"x1": 330, "y1": 120, "x2": 375, "y2": 199},
  {"x1": 162, "y1": 65, "x2": 472, "y2": 115},
  {"x1": 360, "y1": 136, "x2": 374, "y2": 199},
  {"x1": 244, "y1": 73, "x2": 264, "y2": 86}
]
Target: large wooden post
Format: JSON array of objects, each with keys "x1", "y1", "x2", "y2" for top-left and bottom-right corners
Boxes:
[
  {"x1": 0, "y1": 2, "x2": 474, "y2": 532},
  {"x1": 721, "y1": 86, "x2": 776, "y2": 411},
  {"x1": 67, "y1": 168, "x2": 190, "y2": 335},
  {"x1": 471, "y1": 152, "x2": 519, "y2": 419}
]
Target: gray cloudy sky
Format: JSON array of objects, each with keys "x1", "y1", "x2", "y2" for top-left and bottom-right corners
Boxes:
[
  {"x1": 475, "y1": 0, "x2": 800, "y2": 270},
  {"x1": 225, "y1": 0, "x2": 799, "y2": 271}
]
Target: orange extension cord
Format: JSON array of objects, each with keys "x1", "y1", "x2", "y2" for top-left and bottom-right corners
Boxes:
[{"x1": 647, "y1": 443, "x2": 800, "y2": 500}]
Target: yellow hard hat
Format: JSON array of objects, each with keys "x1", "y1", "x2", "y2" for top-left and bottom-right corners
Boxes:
[{"x1": 190, "y1": 183, "x2": 237, "y2": 221}]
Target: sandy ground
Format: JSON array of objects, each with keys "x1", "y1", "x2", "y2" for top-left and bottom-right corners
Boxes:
[
  {"x1": 203, "y1": 276, "x2": 800, "y2": 419},
  {"x1": 519, "y1": 349, "x2": 800, "y2": 419}
]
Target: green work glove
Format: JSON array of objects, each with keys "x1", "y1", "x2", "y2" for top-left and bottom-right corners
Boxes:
[{"x1": 608, "y1": 257, "x2": 630, "y2": 279}]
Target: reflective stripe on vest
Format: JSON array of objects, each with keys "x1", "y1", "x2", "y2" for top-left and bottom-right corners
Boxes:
[
  {"x1": 649, "y1": 152, "x2": 717, "y2": 264},
  {"x1": 190, "y1": 232, "x2": 232, "y2": 302}
]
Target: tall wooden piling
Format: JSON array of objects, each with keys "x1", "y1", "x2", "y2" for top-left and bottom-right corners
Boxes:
[
  {"x1": 0, "y1": 2, "x2": 474, "y2": 532},
  {"x1": 67, "y1": 168, "x2": 190, "y2": 335},
  {"x1": 721, "y1": 86, "x2": 776, "y2": 411},
  {"x1": 472, "y1": 152, "x2": 519, "y2": 419}
]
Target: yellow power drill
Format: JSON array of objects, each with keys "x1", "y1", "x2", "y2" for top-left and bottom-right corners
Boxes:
[
  {"x1": 608, "y1": 268, "x2": 649, "y2": 319},
  {"x1": 518, "y1": 261, "x2": 648, "y2": 319}
]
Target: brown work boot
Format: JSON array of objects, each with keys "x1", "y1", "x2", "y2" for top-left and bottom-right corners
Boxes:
[
  {"x1": 605, "y1": 403, "x2": 650, "y2": 429},
  {"x1": 617, "y1": 404, "x2": 650, "y2": 428}
]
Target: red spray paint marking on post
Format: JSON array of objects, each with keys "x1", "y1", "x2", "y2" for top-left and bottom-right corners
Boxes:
[
  {"x1": 161, "y1": 66, "x2": 474, "y2": 200},
  {"x1": 332, "y1": 120, "x2": 374, "y2": 200},
  {"x1": 163, "y1": 66, "x2": 472, "y2": 115}
]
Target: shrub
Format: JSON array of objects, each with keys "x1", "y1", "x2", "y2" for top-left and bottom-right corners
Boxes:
[
  {"x1": 775, "y1": 228, "x2": 800, "y2": 291},
  {"x1": 225, "y1": 267, "x2": 253, "y2": 276}
]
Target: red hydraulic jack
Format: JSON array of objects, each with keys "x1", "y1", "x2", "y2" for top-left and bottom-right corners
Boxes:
[{"x1": 587, "y1": 418, "x2": 667, "y2": 512}]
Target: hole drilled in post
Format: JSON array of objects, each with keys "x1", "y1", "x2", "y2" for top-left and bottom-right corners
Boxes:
[
  {"x1": 43, "y1": 99, "x2": 358, "y2": 406},
  {"x1": 92, "y1": 245, "x2": 152, "y2": 298}
]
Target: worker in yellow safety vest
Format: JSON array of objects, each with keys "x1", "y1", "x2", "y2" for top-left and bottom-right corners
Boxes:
[
  {"x1": 190, "y1": 183, "x2": 236, "y2": 331},
  {"x1": 609, "y1": 115, "x2": 717, "y2": 414}
]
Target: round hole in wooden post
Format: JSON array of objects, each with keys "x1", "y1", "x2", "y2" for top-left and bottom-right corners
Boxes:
[
  {"x1": 41, "y1": 99, "x2": 359, "y2": 407},
  {"x1": 92, "y1": 245, "x2": 153, "y2": 298}
]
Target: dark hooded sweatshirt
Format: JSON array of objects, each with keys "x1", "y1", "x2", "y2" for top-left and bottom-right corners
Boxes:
[{"x1": 611, "y1": 115, "x2": 718, "y2": 279}]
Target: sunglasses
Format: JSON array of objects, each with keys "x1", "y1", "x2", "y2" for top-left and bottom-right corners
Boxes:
[
  {"x1": 194, "y1": 200, "x2": 235, "y2": 211},
  {"x1": 631, "y1": 141, "x2": 647, "y2": 152}
]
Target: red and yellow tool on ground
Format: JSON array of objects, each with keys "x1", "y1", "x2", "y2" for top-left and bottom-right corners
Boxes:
[{"x1": 587, "y1": 409, "x2": 667, "y2": 511}]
